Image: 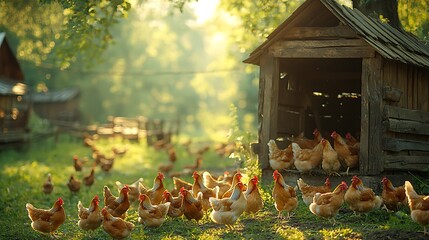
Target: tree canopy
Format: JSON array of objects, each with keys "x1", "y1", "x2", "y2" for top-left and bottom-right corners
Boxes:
[{"x1": 1, "y1": 0, "x2": 427, "y2": 71}]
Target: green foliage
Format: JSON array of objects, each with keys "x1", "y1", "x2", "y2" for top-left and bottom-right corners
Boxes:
[
  {"x1": 319, "y1": 227, "x2": 355, "y2": 239},
  {"x1": 408, "y1": 171, "x2": 429, "y2": 195},
  {"x1": 167, "y1": 0, "x2": 197, "y2": 12},
  {"x1": 218, "y1": 0, "x2": 305, "y2": 54},
  {"x1": 399, "y1": 0, "x2": 429, "y2": 42},
  {"x1": 0, "y1": 0, "x2": 63, "y2": 66},
  {"x1": 0, "y1": 0, "x2": 200, "y2": 70},
  {"x1": 0, "y1": 0, "x2": 131, "y2": 69},
  {"x1": 226, "y1": 104, "x2": 259, "y2": 179},
  {"x1": 49, "y1": 0, "x2": 132, "y2": 69}
]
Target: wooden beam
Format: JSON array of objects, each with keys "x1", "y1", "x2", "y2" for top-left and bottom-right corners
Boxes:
[
  {"x1": 283, "y1": 26, "x2": 359, "y2": 39},
  {"x1": 384, "y1": 105, "x2": 429, "y2": 123},
  {"x1": 360, "y1": 56, "x2": 383, "y2": 175},
  {"x1": 257, "y1": 58, "x2": 265, "y2": 157},
  {"x1": 382, "y1": 137, "x2": 429, "y2": 152},
  {"x1": 384, "y1": 155, "x2": 429, "y2": 171},
  {"x1": 271, "y1": 39, "x2": 368, "y2": 49},
  {"x1": 258, "y1": 52, "x2": 280, "y2": 170},
  {"x1": 383, "y1": 118, "x2": 429, "y2": 135},
  {"x1": 269, "y1": 46, "x2": 375, "y2": 58}
]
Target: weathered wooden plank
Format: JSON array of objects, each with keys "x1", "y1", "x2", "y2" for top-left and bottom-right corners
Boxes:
[
  {"x1": 382, "y1": 137, "x2": 429, "y2": 152},
  {"x1": 412, "y1": 68, "x2": 418, "y2": 110},
  {"x1": 259, "y1": 53, "x2": 280, "y2": 170},
  {"x1": 283, "y1": 26, "x2": 358, "y2": 39},
  {"x1": 385, "y1": 155, "x2": 429, "y2": 164},
  {"x1": 384, "y1": 105, "x2": 429, "y2": 123},
  {"x1": 270, "y1": 39, "x2": 367, "y2": 49},
  {"x1": 382, "y1": 86, "x2": 402, "y2": 103},
  {"x1": 257, "y1": 59, "x2": 265, "y2": 156},
  {"x1": 360, "y1": 62, "x2": 369, "y2": 174},
  {"x1": 384, "y1": 118, "x2": 429, "y2": 135},
  {"x1": 409, "y1": 150, "x2": 429, "y2": 156},
  {"x1": 417, "y1": 70, "x2": 424, "y2": 110},
  {"x1": 360, "y1": 56, "x2": 383, "y2": 175},
  {"x1": 270, "y1": 46, "x2": 375, "y2": 58},
  {"x1": 407, "y1": 65, "x2": 413, "y2": 110},
  {"x1": 397, "y1": 63, "x2": 408, "y2": 109},
  {"x1": 384, "y1": 155, "x2": 429, "y2": 171},
  {"x1": 421, "y1": 71, "x2": 429, "y2": 111}
]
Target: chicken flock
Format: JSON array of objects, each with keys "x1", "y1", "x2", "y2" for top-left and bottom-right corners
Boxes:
[
  {"x1": 268, "y1": 129, "x2": 360, "y2": 175},
  {"x1": 26, "y1": 134, "x2": 429, "y2": 238}
]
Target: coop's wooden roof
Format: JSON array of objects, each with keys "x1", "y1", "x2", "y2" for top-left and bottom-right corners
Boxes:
[
  {"x1": 32, "y1": 88, "x2": 80, "y2": 103},
  {"x1": 244, "y1": 0, "x2": 429, "y2": 69},
  {"x1": 0, "y1": 79, "x2": 27, "y2": 95}
]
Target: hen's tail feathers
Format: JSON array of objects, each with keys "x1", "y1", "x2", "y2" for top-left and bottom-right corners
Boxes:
[
  {"x1": 173, "y1": 177, "x2": 191, "y2": 190},
  {"x1": 267, "y1": 140, "x2": 277, "y2": 153},
  {"x1": 25, "y1": 203, "x2": 36, "y2": 220},
  {"x1": 202, "y1": 171, "x2": 217, "y2": 188},
  {"x1": 291, "y1": 143, "x2": 301, "y2": 158},
  {"x1": 374, "y1": 196, "x2": 383, "y2": 210},
  {"x1": 196, "y1": 192, "x2": 204, "y2": 201},
  {"x1": 405, "y1": 181, "x2": 419, "y2": 201},
  {"x1": 77, "y1": 201, "x2": 84, "y2": 211},
  {"x1": 103, "y1": 186, "x2": 114, "y2": 206},
  {"x1": 139, "y1": 182, "x2": 149, "y2": 194},
  {"x1": 209, "y1": 197, "x2": 221, "y2": 211},
  {"x1": 313, "y1": 192, "x2": 322, "y2": 203},
  {"x1": 296, "y1": 178, "x2": 307, "y2": 191},
  {"x1": 115, "y1": 181, "x2": 123, "y2": 190},
  {"x1": 25, "y1": 203, "x2": 34, "y2": 210},
  {"x1": 213, "y1": 186, "x2": 220, "y2": 199},
  {"x1": 133, "y1": 178, "x2": 144, "y2": 187},
  {"x1": 120, "y1": 178, "x2": 143, "y2": 189},
  {"x1": 104, "y1": 186, "x2": 112, "y2": 198}
]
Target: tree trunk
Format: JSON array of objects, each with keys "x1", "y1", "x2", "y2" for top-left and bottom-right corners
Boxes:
[{"x1": 352, "y1": 0, "x2": 402, "y2": 30}]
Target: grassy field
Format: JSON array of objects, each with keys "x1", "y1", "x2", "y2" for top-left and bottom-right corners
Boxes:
[{"x1": 0, "y1": 134, "x2": 427, "y2": 240}]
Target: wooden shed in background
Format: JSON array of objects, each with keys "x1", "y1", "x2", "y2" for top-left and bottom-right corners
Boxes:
[
  {"x1": 244, "y1": 0, "x2": 429, "y2": 176},
  {"x1": 0, "y1": 32, "x2": 31, "y2": 147},
  {"x1": 32, "y1": 87, "x2": 81, "y2": 125}
]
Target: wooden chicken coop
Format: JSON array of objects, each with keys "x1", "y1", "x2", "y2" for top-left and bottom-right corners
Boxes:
[
  {"x1": 0, "y1": 32, "x2": 31, "y2": 148},
  {"x1": 32, "y1": 87, "x2": 81, "y2": 124},
  {"x1": 244, "y1": 0, "x2": 429, "y2": 177},
  {"x1": 32, "y1": 87, "x2": 82, "y2": 138}
]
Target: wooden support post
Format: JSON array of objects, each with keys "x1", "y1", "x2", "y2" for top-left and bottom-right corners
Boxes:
[
  {"x1": 360, "y1": 55, "x2": 383, "y2": 174},
  {"x1": 258, "y1": 52, "x2": 280, "y2": 170}
]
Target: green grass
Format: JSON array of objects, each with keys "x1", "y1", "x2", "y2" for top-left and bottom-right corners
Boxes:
[{"x1": 0, "y1": 135, "x2": 424, "y2": 239}]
